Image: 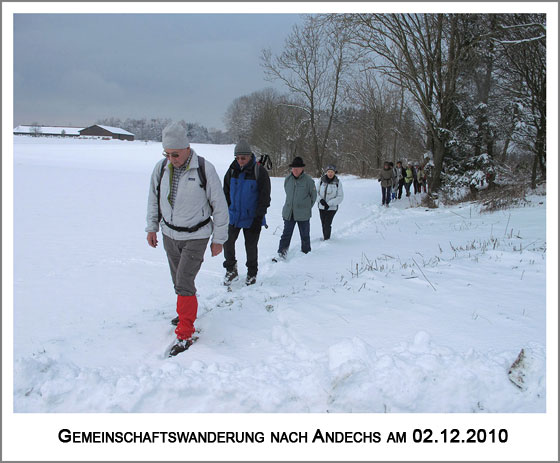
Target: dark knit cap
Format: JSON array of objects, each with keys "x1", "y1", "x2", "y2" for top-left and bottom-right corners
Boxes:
[
  {"x1": 325, "y1": 164, "x2": 337, "y2": 173},
  {"x1": 234, "y1": 140, "x2": 252, "y2": 157},
  {"x1": 289, "y1": 156, "x2": 305, "y2": 167}
]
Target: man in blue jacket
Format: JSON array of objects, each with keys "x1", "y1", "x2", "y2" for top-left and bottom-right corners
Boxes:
[{"x1": 223, "y1": 140, "x2": 271, "y2": 285}]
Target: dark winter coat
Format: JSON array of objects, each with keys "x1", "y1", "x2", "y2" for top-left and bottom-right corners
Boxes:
[
  {"x1": 223, "y1": 155, "x2": 271, "y2": 229},
  {"x1": 282, "y1": 172, "x2": 317, "y2": 221},
  {"x1": 379, "y1": 167, "x2": 393, "y2": 188}
]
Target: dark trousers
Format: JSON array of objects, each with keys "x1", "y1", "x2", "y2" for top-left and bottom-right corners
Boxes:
[
  {"x1": 223, "y1": 224, "x2": 261, "y2": 277},
  {"x1": 278, "y1": 219, "x2": 311, "y2": 254},
  {"x1": 404, "y1": 181, "x2": 412, "y2": 196},
  {"x1": 381, "y1": 186, "x2": 391, "y2": 205},
  {"x1": 413, "y1": 179, "x2": 420, "y2": 194},
  {"x1": 397, "y1": 179, "x2": 405, "y2": 199},
  {"x1": 319, "y1": 209, "x2": 337, "y2": 240}
]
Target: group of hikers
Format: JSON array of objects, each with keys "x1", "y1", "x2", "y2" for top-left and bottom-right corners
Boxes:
[
  {"x1": 146, "y1": 122, "x2": 429, "y2": 356},
  {"x1": 378, "y1": 160, "x2": 428, "y2": 207},
  {"x1": 145, "y1": 122, "x2": 345, "y2": 356}
]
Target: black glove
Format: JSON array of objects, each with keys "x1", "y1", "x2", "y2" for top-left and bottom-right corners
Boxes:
[
  {"x1": 320, "y1": 199, "x2": 329, "y2": 210},
  {"x1": 249, "y1": 216, "x2": 263, "y2": 232}
]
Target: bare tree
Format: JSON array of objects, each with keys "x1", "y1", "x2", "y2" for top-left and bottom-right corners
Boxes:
[
  {"x1": 345, "y1": 71, "x2": 396, "y2": 172},
  {"x1": 496, "y1": 14, "x2": 546, "y2": 188},
  {"x1": 261, "y1": 15, "x2": 354, "y2": 176},
  {"x1": 224, "y1": 94, "x2": 257, "y2": 141},
  {"x1": 224, "y1": 88, "x2": 309, "y2": 175},
  {"x1": 344, "y1": 14, "x2": 483, "y2": 192}
]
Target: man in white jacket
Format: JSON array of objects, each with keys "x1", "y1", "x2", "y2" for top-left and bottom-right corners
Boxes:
[{"x1": 146, "y1": 121, "x2": 228, "y2": 356}]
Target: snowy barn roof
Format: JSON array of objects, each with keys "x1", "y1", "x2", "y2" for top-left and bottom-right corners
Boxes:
[
  {"x1": 13, "y1": 125, "x2": 84, "y2": 136},
  {"x1": 94, "y1": 125, "x2": 135, "y2": 136}
]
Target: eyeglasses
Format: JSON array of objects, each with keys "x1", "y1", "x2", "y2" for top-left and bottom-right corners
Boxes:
[
  {"x1": 163, "y1": 151, "x2": 181, "y2": 158},
  {"x1": 236, "y1": 155, "x2": 250, "y2": 161}
]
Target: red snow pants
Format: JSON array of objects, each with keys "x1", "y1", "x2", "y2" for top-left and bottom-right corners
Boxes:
[{"x1": 175, "y1": 295, "x2": 198, "y2": 340}]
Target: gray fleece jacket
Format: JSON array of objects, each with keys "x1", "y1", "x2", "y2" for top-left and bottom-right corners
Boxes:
[{"x1": 145, "y1": 150, "x2": 229, "y2": 244}]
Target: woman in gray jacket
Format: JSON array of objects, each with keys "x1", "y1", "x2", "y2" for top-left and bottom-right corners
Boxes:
[{"x1": 317, "y1": 165, "x2": 344, "y2": 240}]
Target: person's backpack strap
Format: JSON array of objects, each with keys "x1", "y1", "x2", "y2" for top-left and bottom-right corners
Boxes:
[
  {"x1": 196, "y1": 155, "x2": 214, "y2": 213},
  {"x1": 197, "y1": 155, "x2": 207, "y2": 190},
  {"x1": 157, "y1": 158, "x2": 168, "y2": 223},
  {"x1": 157, "y1": 155, "x2": 209, "y2": 224},
  {"x1": 254, "y1": 161, "x2": 260, "y2": 182}
]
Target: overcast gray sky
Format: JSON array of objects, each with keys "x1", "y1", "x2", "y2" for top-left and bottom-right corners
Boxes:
[{"x1": 13, "y1": 14, "x2": 302, "y2": 130}]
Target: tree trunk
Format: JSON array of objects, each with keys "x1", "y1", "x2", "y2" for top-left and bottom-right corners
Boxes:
[
  {"x1": 392, "y1": 86, "x2": 405, "y2": 163},
  {"x1": 430, "y1": 136, "x2": 445, "y2": 192},
  {"x1": 310, "y1": 112, "x2": 322, "y2": 177},
  {"x1": 530, "y1": 151, "x2": 538, "y2": 190},
  {"x1": 536, "y1": 126, "x2": 546, "y2": 182}
]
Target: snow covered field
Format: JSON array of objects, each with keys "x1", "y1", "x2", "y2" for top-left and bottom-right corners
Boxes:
[{"x1": 10, "y1": 136, "x2": 548, "y2": 413}]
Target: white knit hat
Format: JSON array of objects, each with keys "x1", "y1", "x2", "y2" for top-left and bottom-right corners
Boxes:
[{"x1": 162, "y1": 122, "x2": 190, "y2": 149}]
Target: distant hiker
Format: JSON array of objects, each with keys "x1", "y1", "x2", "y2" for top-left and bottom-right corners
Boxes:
[
  {"x1": 146, "y1": 121, "x2": 229, "y2": 356},
  {"x1": 404, "y1": 162, "x2": 414, "y2": 197},
  {"x1": 222, "y1": 140, "x2": 271, "y2": 286},
  {"x1": 379, "y1": 161, "x2": 393, "y2": 207},
  {"x1": 276, "y1": 156, "x2": 317, "y2": 258},
  {"x1": 395, "y1": 160, "x2": 405, "y2": 199},
  {"x1": 317, "y1": 164, "x2": 344, "y2": 240},
  {"x1": 413, "y1": 163, "x2": 420, "y2": 194},
  {"x1": 389, "y1": 161, "x2": 398, "y2": 200}
]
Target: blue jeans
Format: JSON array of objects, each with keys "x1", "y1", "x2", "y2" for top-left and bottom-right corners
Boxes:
[{"x1": 278, "y1": 219, "x2": 311, "y2": 255}]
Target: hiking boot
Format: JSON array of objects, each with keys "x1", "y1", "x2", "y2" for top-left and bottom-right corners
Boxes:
[
  {"x1": 168, "y1": 337, "x2": 197, "y2": 357},
  {"x1": 223, "y1": 267, "x2": 238, "y2": 286},
  {"x1": 171, "y1": 316, "x2": 179, "y2": 326},
  {"x1": 246, "y1": 275, "x2": 257, "y2": 286},
  {"x1": 272, "y1": 251, "x2": 287, "y2": 263}
]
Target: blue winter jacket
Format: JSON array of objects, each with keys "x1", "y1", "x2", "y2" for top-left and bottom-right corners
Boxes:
[{"x1": 223, "y1": 156, "x2": 271, "y2": 229}]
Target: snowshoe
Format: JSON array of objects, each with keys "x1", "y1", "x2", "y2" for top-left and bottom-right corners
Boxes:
[
  {"x1": 223, "y1": 268, "x2": 239, "y2": 286},
  {"x1": 168, "y1": 336, "x2": 198, "y2": 357},
  {"x1": 246, "y1": 275, "x2": 257, "y2": 286}
]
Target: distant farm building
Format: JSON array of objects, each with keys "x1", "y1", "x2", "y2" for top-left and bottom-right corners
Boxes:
[
  {"x1": 13, "y1": 125, "x2": 84, "y2": 137},
  {"x1": 79, "y1": 125, "x2": 135, "y2": 141}
]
